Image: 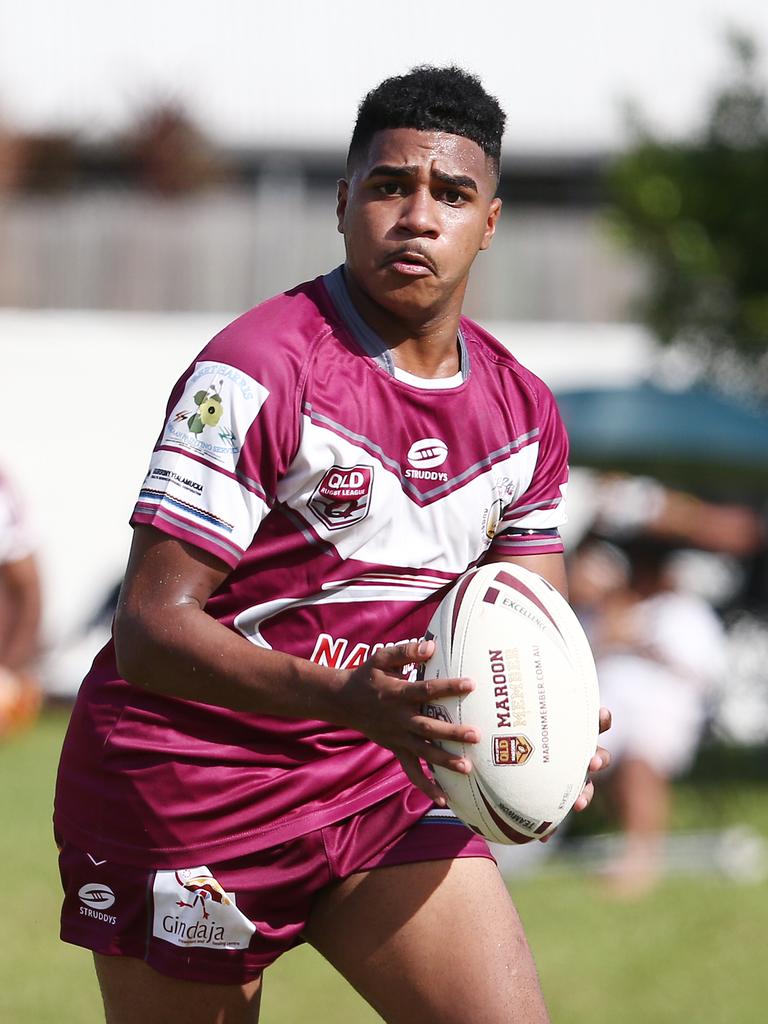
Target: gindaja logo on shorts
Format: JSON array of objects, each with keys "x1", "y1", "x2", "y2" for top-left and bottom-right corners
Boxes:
[
  {"x1": 78, "y1": 883, "x2": 117, "y2": 924},
  {"x1": 152, "y1": 867, "x2": 256, "y2": 951}
]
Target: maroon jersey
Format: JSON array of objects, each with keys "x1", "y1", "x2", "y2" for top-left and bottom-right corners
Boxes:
[{"x1": 54, "y1": 268, "x2": 569, "y2": 868}]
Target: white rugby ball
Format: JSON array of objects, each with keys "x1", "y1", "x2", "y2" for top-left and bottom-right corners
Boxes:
[{"x1": 421, "y1": 562, "x2": 600, "y2": 843}]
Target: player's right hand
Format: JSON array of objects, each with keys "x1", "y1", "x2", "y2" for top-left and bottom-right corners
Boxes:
[{"x1": 334, "y1": 639, "x2": 479, "y2": 806}]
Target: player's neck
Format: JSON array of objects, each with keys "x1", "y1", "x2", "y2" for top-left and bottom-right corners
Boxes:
[{"x1": 343, "y1": 267, "x2": 465, "y2": 379}]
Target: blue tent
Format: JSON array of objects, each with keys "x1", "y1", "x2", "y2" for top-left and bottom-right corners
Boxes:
[{"x1": 554, "y1": 382, "x2": 768, "y2": 495}]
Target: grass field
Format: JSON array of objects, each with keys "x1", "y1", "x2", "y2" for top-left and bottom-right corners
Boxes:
[{"x1": 2, "y1": 709, "x2": 766, "y2": 1023}]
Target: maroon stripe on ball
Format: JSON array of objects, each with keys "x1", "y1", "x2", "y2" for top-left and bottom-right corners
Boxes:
[
  {"x1": 493, "y1": 570, "x2": 564, "y2": 639},
  {"x1": 450, "y1": 571, "x2": 477, "y2": 639},
  {"x1": 535, "y1": 821, "x2": 553, "y2": 835},
  {"x1": 476, "y1": 784, "x2": 534, "y2": 844},
  {"x1": 483, "y1": 587, "x2": 500, "y2": 605}
]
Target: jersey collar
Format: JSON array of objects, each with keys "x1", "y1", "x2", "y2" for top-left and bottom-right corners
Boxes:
[{"x1": 323, "y1": 265, "x2": 470, "y2": 384}]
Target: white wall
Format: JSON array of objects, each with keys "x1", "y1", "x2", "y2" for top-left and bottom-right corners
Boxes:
[{"x1": 4, "y1": 309, "x2": 223, "y2": 642}]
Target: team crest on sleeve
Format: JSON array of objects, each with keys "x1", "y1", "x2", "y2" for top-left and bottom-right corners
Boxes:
[
  {"x1": 162, "y1": 360, "x2": 270, "y2": 470},
  {"x1": 308, "y1": 465, "x2": 374, "y2": 530},
  {"x1": 484, "y1": 498, "x2": 504, "y2": 540}
]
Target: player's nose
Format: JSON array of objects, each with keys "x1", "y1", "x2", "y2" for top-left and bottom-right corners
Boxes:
[{"x1": 396, "y1": 188, "x2": 440, "y2": 237}]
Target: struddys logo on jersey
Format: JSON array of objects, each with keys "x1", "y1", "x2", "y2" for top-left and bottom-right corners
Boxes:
[
  {"x1": 152, "y1": 867, "x2": 256, "y2": 950},
  {"x1": 162, "y1": 360, "x2": 270, "y2": 468},
  {"x1": 492, "y1": 734, "x2": 534, "y2": 766},
  {"x1": 308, "y1": 465, "x2": 374, "y2": 530},
  {"x1": 404, "y1": 437, "x2": 449, "y2": 482}
]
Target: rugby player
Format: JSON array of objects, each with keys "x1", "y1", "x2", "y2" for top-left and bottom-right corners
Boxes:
[{"x1": 55, "y1": 66, "x2": 610, "y2": 1024}]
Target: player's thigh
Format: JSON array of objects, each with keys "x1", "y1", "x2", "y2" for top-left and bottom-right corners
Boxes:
[
  {"x1": 93, "y1": 953, "x2": 263, "y2": 1024},
  {"x1": 303, "y1": 856, "x2": 549, "y2": 1024}
]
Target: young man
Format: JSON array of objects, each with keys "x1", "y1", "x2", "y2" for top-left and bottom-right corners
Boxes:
[{"x1": 55, "y1": 66, "x2": 609, "y2": 1024}]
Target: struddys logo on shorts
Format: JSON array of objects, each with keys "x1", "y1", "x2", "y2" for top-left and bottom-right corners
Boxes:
[
  {"x1": 152, "y1": 867, "x2": 256, "y2": 951},
  {"x1": 308, "y1": 464, "x2": 374, "y2": 531},
  {"x1": 493, "y1": 734, "x2": 534, "y2": 766},
  {"x1": 78, "y1": 882, "x2": 117, "y2": 925}
]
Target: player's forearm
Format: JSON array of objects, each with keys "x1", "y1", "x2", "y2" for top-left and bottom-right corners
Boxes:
[{"x1": 113, "y1": 601, "x2": 345, "y2": 720}]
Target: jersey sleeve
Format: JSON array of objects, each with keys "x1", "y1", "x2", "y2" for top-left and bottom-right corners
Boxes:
[
  {"x1": 489, "y1": 383, "x2": 569, "y2": 558},
  {"x1": 131, "y1": 351, "x2": 298, "y2": 568}
]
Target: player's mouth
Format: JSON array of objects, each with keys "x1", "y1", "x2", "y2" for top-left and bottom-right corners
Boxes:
[{"x1": 383, "y1": 250, "x2": 437, "y2": 277}]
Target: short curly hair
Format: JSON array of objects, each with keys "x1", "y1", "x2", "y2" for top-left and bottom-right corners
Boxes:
[{"x1": 347, "y1": 66, "x2": 506, "y2": 180}]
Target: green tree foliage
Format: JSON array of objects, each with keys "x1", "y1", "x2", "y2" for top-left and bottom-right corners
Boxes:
[{"x1": 607, "y1": 32, "x2": 768, "y2": 386}]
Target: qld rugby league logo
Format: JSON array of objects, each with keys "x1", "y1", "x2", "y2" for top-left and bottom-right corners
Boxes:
[
  {"x1": 493, "y1": 734, "x2": 534, "y2": 766},
  {"x1": 309, "y1": 464, "x2": 374, "y2": 530}
]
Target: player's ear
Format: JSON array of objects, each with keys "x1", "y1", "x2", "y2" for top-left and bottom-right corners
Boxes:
[
  {"x1": 336, "y1": 179, "x2": 349, "y2": 234},
  {"x1": 479, "y1": 197, "x2": 502, "y2": 252}
]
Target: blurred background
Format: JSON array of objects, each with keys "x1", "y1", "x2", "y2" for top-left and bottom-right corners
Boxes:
[{"x1": 2, "y1": 2, "x2": 768, "y2": 1021}]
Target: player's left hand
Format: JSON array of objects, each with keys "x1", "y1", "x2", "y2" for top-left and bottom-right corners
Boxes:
[{"x1": 572, "y1": 705, "x2": 611, "y2": 813}]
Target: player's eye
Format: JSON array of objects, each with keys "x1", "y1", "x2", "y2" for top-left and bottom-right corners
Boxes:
[
  {"x1": 379, "y1": 181, "x2": 404, "y2": 196},
  {"x1": 441, "y1": 189, "x2": 465, "y2": 205}
]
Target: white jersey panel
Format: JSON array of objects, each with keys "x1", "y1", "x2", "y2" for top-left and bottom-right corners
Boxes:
[
  {"x1": 276, "y1": 414, "x2": 541, "y2": 574},
  {"x1": 234, "y1": 571, "x2": 450, "y2": 648}
]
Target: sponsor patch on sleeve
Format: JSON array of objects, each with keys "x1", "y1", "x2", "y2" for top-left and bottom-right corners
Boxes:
[{"x1": 161, "y1": 360, "x2": 270, "y2": 472}]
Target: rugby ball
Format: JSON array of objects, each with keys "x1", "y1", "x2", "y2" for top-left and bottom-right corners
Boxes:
[{"x1": 421, "y1": 562, "x2": 600, "y2": 843}]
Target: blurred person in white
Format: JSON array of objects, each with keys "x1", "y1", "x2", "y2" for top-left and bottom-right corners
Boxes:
[
  {"x1": 570, "y1": 538, "x2": 727, "y2": 897},
  {"x1": 563, "y1": 470, "x2": 764, "y2": 556},
  {"x1": 0, "y1": 466, "x2": 42, "y2": 735}
]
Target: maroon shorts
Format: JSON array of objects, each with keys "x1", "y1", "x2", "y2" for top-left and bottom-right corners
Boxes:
[{"x1": 58, "y1": 787, "x2": 492, "y2": 985}]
